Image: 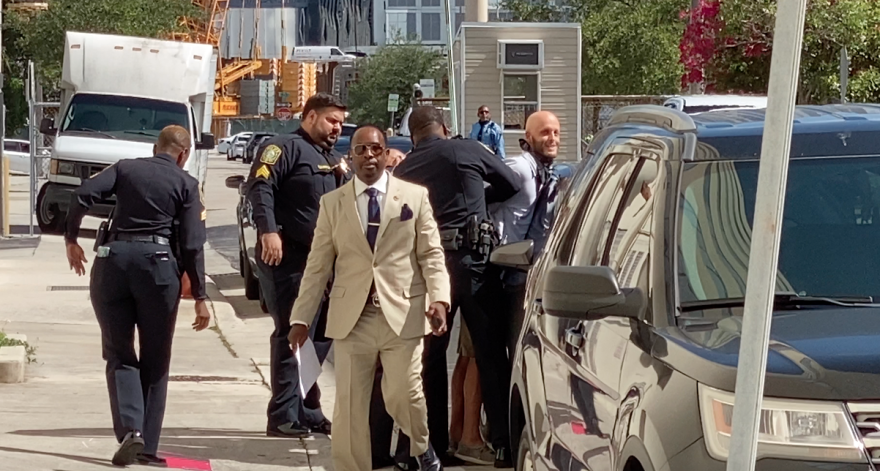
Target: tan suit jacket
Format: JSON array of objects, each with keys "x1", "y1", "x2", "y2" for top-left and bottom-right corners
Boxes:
[{"x1": 291, "y1": 174, "x2": 451, "y2": 340}]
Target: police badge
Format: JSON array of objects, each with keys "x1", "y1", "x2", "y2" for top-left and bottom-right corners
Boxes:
[{"x1": 260, "y1": 145, "x2": 282, "y2": 165}]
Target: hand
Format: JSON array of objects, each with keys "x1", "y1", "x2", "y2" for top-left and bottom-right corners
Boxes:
[
  {"x1": 288, "y1": 323, "x2": 309, "y2": 349},
  {"x1": 66, "y1": 242, "x2": 88, "y2": 276},
  {"x1": 426, "y1": 302, "x2": 448, "y2": 336},
  {"x1": 193, "y1": 299, "x2": 211, "y2": 331},
  {"x1": 260, "y1": 232, "x2": 283, "y2": 266}
]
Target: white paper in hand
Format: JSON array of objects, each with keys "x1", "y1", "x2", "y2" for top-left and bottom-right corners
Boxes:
[{"x1": 295, "y1": 338, "x2": 322, "y2": 397}]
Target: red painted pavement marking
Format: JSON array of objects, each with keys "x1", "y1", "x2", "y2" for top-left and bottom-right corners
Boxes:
[{"x1": 163, "y1": 455, "x2": 212, "y2": 471}]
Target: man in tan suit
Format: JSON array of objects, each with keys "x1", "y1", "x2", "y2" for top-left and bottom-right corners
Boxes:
[{"x1": 289, "y1": 125, "x2": 451, "y2": 471}]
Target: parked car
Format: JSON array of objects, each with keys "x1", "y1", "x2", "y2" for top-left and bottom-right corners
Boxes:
[
  {"x1": 217, "y1": 135, "x2": 234, "y2": 154},
  {"x1": 243, "y1": 132, "x2": 277, "y2": 164},
  {"x1": 663, "y1": 94, "x2": 767, "y2": 114},
  {"x1": 495, "y1": 103, "x2": 880, "y2": 471},
  {"x1": 227, "y1": 132, "x2": 253, "y2": 160},
  {"x1": 224, "y1": 173, "x2": 267, "y2": 313},
  {"x1": 4, "y1": 139, "x2": 31, "y2": 175}
]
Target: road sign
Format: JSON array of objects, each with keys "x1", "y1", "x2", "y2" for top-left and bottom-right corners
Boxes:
[
  {"x1": 276, "y1": 107, "x2": 293, "y2": 121},
  {"x1": 419, "y1": 79, "x2": 435, "y2": 99},
  {"x1": 387, "y1": 93, "x2": 400, "y2": 112}
]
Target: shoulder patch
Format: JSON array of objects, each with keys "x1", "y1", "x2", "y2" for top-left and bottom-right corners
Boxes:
[
  {"x1": 260, "y1": 145, "x2": 282, "y2": 165},
  {"x1": 255, "y1": 165, "x2": 271, "y2": 179}
]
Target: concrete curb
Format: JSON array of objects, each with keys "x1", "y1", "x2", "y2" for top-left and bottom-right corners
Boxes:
[{"x1": 0, "y1": 333, "x2": 27, "y2": 384}]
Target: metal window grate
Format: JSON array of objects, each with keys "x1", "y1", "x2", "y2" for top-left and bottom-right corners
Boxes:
[{"x1": 47, "y1": 286, "x2": 90, "y2": 291}]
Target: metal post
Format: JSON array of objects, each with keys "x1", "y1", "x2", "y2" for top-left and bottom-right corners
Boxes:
[
  {"x1": 28, "y1": 62, "x2": 36, "y2": 236},
  {"x1": 443, "y1": 0, "x2": 459, "y2": 136},
  {"x1": 724, "y1": 1, "x2": 807, "y2": 471},
  {"x1": 840, "y1": 46, "x2": 849, "y2": 103},
  {"x1": 0, "y1": 7, "x2": 5, "y2": 237},
  {"x1": 687, "y1": 0, "x2": 702, "y2": 95}
]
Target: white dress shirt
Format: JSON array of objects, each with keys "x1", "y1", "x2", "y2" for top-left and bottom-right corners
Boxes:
[{"x1": 354, "y1": 171, "x2": 389, "y2": 233}]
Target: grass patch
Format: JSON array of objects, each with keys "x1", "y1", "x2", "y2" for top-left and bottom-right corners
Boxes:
[{"x1": 0, "y1": 331, "x2": 37, "y2": 363}]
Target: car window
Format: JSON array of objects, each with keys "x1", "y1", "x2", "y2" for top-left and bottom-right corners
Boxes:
[
  {"x1": 678, "y1": 156, "x2": 880, "y2": 303},
  {"x1": 566, "y1": 154, "x2": 639, "y2": 267},
  {"x1": 4, "y1": 142, "x2": 18, "y2": 152}
]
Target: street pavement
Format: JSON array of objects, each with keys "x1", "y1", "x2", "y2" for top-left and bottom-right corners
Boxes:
[{"x1": 0, "y1": 152, "x2": 474, "y2": 471}]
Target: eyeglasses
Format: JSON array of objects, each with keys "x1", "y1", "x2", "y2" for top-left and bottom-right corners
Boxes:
[{"x1": 353, "y1": 144, "x2": 385, "y2": 156}]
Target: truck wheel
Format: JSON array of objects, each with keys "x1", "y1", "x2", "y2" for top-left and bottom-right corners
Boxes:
[
  {"x1": 242, "y1": 249, "x2": 260, "y2": 301},
  {"x1": 36, "y1": 184, "x2": 65, "y2": 235}
]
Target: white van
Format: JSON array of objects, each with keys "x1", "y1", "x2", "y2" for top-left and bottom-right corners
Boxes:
[
  {"x1": 292, "y1": 46, "x2": 357, "y2": 63},
  {"x1": 663, "y1": 95, "x2": 767, "y2": 114}
]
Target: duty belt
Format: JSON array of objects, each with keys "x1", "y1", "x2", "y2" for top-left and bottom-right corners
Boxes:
[{"x1": 109, "y1": 233, "x2": 171, "y2": 246}]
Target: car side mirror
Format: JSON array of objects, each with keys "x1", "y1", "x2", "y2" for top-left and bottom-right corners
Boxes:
[
  {"x1": 40, "y1": 117, "x2": 56, "y2": 135},
  {"x1": 543, "y1": 265, "x2": 646, "y2": 321},
  {"x1": 225, "y1": 175, "x2": 245, "y2": 190},
  {"x1": 490, "y1": 240, "x2": 534, "y2": 271},
  {"x1": 196, "y1": 133, "x2": 215, "y2": 150}
]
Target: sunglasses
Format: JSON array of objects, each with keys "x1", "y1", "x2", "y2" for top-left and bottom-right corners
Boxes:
[{"x1": 353, "y1": 144, "x2": 386, "y2": 156}]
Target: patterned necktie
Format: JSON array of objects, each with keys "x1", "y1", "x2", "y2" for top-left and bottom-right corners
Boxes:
[{"x1": 366, "y1": 188, "x2": 380, "y2": 251}]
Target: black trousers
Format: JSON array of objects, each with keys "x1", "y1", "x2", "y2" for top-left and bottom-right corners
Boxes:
[
  {"x1": 256, "y1": 244, "x2": 329, "y2": 428},
  {"x1": 395, "y1": 250, "x2": 512, "y2": 458},
  {"x1": 90, "y1": 241, "x2": 182, "y2": 455}
]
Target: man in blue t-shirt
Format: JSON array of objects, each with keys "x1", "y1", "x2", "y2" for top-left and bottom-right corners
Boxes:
[{"x1": 468, "y1": 105, "x2": 505, "y2": 158}]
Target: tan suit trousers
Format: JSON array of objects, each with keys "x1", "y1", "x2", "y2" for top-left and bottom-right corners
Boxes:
[{"x1": 332, "y1": 305, "x2": 429, "y2": 471}]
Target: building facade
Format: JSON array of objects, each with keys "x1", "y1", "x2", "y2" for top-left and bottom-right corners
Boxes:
[{"x1": 372, "y1": 0, "x2": 509, "y2": 47}]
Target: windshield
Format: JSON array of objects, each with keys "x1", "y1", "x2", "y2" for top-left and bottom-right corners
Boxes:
[
  {"x1": 678, "y1": 156, "x2": 880, "y2": 304},
  {"x1": 60, "y1": 93, "x2": 189, "y2": 143}
]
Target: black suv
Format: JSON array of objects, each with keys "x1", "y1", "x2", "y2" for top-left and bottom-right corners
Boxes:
[{"x1": 492, "y1": 104, "x2": 880, "y2": 471}]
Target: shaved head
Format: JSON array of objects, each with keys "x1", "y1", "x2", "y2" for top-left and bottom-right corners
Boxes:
[
  {"x1": 525, "y1": 111, "x2": 560, "y2": 160},
  {"x1": 386, "y1": 148, "x2": 407, "y2": 168}
]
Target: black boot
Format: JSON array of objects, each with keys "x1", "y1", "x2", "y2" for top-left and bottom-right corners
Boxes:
[{"x1": 417, "y1": 443, "x2": 442, "y2": 471}]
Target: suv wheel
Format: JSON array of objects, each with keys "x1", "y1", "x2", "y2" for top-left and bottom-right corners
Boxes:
[
  {"x1": 241, "y1": 249, "x2": 260, "y2": 301},
  {"x1": 515, "y1": 429, "x2": 534, "y2": 471}
]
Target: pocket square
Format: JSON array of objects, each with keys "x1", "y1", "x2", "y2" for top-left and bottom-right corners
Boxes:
[{"x1": 400, "y1": 204, "x2": 413, "y2": 221}]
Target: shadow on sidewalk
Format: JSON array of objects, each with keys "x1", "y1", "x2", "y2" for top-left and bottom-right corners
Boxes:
[
  {"x1": 0, "y1": 446, "x2": 116, "y2": 468},
  {"x1": 9, "y1": 427, "x2": 318, "y2": 467}
]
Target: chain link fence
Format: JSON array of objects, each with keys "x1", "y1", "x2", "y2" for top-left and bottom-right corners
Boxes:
[{"x1": 581, "y1": 95, "x2": 668, "y2": 154}]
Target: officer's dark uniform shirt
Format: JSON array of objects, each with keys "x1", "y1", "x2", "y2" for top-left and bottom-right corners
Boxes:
[
  {"x1": 64, "y1": 153, "x2": 208, "y2": 299},
  {"x1": 393, "y1": 135, "x2": 521, "y2": 231},
  {"x1": 246, "y1": 127, "x2": 347, "y2": 248}
]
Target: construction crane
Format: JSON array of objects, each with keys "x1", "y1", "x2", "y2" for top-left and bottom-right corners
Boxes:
[{"x1": 171, "y1": 0, "x2": 263, "y2": 119}]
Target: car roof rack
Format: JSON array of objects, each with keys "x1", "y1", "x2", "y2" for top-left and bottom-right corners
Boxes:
[{"x1": 608, "y1": 105, "x2": 697, "y2": 134}]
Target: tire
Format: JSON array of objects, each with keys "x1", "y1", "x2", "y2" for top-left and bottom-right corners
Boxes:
[
  {"x1": 515, "y1": 428, "x2": 534, "y2": 471},
  {"x1": 36, "y1": 184, "x2": 66, "y2": 235},
  {"x1": 242, "y1": 249, "x2": 260, "y2": 301}
]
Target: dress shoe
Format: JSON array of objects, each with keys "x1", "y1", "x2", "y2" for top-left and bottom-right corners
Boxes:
[
  {"x1": 135, "y1": 453, "x2": 168, "y2": 467},
  {"x1": 112, "y1": 430, "x2": 145, "y2": 466},
  {"x1": 417, "y1": 444, "x2": 443, "y2": 471},
  {"x1": 494, "y1": 447, "x2": 513, "y2": 468},
  {"x1": 309, "y1": 418, "x2": 332, "y2": 435},
  {"x1": 266, "y1": 422, "x2": 310, "y2": 438}
]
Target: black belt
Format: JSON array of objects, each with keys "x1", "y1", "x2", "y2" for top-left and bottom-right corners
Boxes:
[{"x1": 109, "y1": 233, "x2": 171, "y2": 245}]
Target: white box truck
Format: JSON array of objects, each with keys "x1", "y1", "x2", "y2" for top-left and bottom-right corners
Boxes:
[{"x1": 37, "y1": 31, "x2": 216, "y2": 234}]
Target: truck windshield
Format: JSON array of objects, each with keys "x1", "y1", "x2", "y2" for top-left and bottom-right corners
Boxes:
[
  {"x1": 678, "y1": 155, "x2": 880, "y2": 304},
  {"x1": 60, "y1": 93, "x2": 189, "y2": 143}
]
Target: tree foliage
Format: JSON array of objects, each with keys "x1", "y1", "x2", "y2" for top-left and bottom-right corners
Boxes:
[
  {"x1": 681, "y1": 0, "x2": 880, "y2": 103},
  {"x1": 504, "y1": 0, "x2": 688, "y2": 95},
  {"x1": 347, "y1": 42, "x2": 447, "y2": 128},
  {"x1": 3, "y1": 0, "x2": 199, "y2": 134}
]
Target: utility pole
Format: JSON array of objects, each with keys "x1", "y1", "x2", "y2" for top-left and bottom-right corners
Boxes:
[
  {"x1": 725, "y1": 1, "x2": 807, "y2": 470},
  {"x1": 687, "y1": 0, "x2": 702, "y2": 95},
  {"x1": 0, "y1": 6, "x2": 7, "y2": 237},
  {"x1": 443, "y1": 0, "x2": 459, "y2": 135}
]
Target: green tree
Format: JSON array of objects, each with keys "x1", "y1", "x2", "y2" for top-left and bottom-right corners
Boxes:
[
  {"x1": 504, "y1": 0, "x2": 688, "y2": 95},
  {"x1": 3, "y1": 0, "x2": 200, "y2": 134},
  {"x1": 682, "y1": 0, "x2": 880, "y2": 103},
  {"x1": 347, "y1": 41, "x2": 447, "y2": 128}
]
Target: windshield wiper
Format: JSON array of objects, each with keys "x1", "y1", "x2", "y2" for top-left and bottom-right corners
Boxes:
[
  {"x1": 123, "y1": 130, "x2": 159, "y2": 137},
  {"x1": 66, "y1": 128, "x2": 117, "y2": 139},
  {"x1": 680, "y1": 292, "x2": 878, "y2": 313}
]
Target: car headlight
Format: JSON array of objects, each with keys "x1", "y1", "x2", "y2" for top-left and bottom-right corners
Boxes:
[
  {"x1": 698, "y1": 384, "x2": 863, "y2": 462},
  {"x1": 50, "y1": 159, "x2": 76, "y2": 176}
]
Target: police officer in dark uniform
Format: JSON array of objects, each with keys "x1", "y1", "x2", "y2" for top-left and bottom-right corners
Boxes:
[
  {"x1": 64, "y1": 125, "x2": 210, "y2": 467},
  {"x1": 246, "y1": 92, "x2": 349, "y2": 438},
  {"x1": 393, "y1": 106, "x2": 521, "y2": 467}
]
